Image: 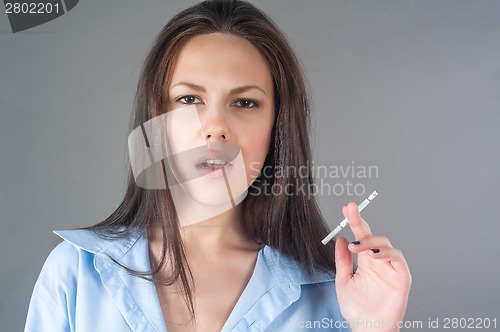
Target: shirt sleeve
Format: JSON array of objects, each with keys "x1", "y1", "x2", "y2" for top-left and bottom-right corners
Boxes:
[
  {"x1": 25, "y1": 287, "x2": 69, "y2": 332},
  {"x1": 24, "y1": 241, "x2": 80, "y2": 332}
]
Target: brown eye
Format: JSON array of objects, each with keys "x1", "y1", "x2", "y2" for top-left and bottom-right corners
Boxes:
[
  {"x1": 176, "y1": 95, "x2": 202, "y2": 105},
  {"x1": 233, "y1": 99, "x2": 259, "y2": 109}
]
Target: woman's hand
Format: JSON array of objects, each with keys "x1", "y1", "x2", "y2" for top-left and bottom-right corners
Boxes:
[{"x1": 335, "y1": 202, "x2": 412, "y2": 332}]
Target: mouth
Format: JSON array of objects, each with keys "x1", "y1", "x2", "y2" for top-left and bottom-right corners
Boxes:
[
  {"x1": 191, "y1": 142, "x2": 240, "y2": 175},
  {"x1": 195, "y1": 152, "x2": 234, "y2": 171},
  {"x1": 197, "y1": 158, "x2": 232, "y2": 170}
]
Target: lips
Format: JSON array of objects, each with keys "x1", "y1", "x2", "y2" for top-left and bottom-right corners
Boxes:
[
  {"x1": 194, "y1": 142, "x2": 239, "y2": 172},
  {"x1": 166, "y1": 142, "x2": 241, "y2": 183},
  {"x1": 195, "y1": 153, "x2": 233, "y2": 170}
]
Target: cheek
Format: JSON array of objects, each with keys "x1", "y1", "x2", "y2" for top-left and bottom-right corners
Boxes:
[
  {"x1": 239, "y1": 127, "x2": 273, "y2": 183},
  {"x1": 244, "y1": 135, "x2": 269, "y2": 161},
  {"x1": 245, "y1": 113, "x2": 272, "y2": 145},
  {"x1": 233, "y1": 106, "x2": 275, "y2": 182}
]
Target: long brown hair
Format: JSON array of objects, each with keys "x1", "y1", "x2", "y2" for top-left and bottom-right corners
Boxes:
[{"x1": 86, "y1": 0, "x2": 336, "y2": 319}]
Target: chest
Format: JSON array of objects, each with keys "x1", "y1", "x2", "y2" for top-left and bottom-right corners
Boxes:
[{"x1": 155, "y1": 251, "x2": 258, "y2": 331}]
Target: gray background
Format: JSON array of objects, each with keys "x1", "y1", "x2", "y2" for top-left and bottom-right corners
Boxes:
[{"x1": 1, "y1": 0, "x2": 499, "y2": 330}]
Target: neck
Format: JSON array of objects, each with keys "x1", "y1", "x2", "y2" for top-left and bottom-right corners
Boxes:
[{"x1": 181, "y1": 205, "x2": 259, "y2": 253}]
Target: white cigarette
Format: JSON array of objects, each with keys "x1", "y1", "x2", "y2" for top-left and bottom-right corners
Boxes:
[{"x1": 321, "y1": 191, "x2": 379, "y2": 245}]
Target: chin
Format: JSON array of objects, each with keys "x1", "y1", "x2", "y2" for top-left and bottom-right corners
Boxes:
[{"x1": 182, "y1": 180, "x2": 248, "y2": 206}]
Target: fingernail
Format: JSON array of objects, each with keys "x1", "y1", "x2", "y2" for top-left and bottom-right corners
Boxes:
[
  {"x1": 371, "y1": 249, "x2": 380, "y2": 253},
  {"x1": 351, "y1": 241, "x2": 360, "y2": 245}
]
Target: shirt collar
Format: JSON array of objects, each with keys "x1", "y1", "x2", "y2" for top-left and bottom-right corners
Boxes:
[
  {"x1": 54, "y1": 229, "x2": 333, "y2": 281},
  {"x1": 55, "y1": 229, "x2": 165, "y2": 331},
  {"x1": 54, "y1": 229, "x2": 335, "y2": 331},
  {"x1": 262, "y1": 245, "x2": 335, "y2": 285}
]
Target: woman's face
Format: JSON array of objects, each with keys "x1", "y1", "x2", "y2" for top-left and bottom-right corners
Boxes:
[{"x1": 165, "y1": 32, "x2": 275, "y2": 207}]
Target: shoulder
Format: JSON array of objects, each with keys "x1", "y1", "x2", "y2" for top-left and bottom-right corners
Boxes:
[
  {"x1": 33, "y1": 230, "x2": 109, "y2": 295},
  {"x1": 34, "y1": 228, "x2": 144, "y2": 293},
  {"x1": 26, "y1": 229, "x2": 146, "y2": 331},
  {"x1": 36, "y1": 239, "x2": 84, "y2": 289},
  {"x1": 38, "y1": 230, "x2": 103, "y2": 280},
  {"x1": 26, "y1": 237, "x2": 93, "y2": 331}
]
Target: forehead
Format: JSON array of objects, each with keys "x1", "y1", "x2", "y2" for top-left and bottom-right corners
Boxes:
[{"x1": 169, "y1": 33, "x2": 273, "y2": 90}]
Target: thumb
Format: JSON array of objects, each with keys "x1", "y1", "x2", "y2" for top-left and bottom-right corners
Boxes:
[{"x1": 335, "y1": 237, "x2": 353, "y2": 284}]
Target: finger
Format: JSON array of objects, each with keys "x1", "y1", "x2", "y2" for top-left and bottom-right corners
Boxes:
[
  {"x1": 334, "y1": 237, "x2": 353, "y2": 283},
  {"x1": 368, "y1": 247, "x2": 411, "y2": 273},
  {"x1": 347, "y1": 235, "x2": 392, "y2": 253},
  {"x1": 346, "y1": 201, "x2": 372, "y2": 240}
]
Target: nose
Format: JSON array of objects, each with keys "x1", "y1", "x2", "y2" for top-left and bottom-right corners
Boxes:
[
  {"x1": 202, "y1": 106, "x2": 230, "y2": 142},
  {"x1": 206, "y1": 132, "x2": 228, "y2": 141}
]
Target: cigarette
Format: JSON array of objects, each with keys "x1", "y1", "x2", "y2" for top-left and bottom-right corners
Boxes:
[{"x1": 321, "y1": 191, "x2": 379, "y2": 245}]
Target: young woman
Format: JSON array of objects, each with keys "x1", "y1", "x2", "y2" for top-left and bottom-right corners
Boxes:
[{"x1": 25, "y1": 1, "x2": 411, "y2": 331}]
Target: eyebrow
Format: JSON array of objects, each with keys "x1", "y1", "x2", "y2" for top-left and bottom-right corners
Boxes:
[{"x1": 170, "y1": 81, "x2": 268, "y2": 96}]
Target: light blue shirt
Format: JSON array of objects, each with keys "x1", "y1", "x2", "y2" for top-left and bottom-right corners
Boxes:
[{"x1": 25, "y1": 229, "x2": 351, "y2": 331}]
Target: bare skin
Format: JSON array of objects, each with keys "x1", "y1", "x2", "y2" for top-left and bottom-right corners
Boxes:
[
  {"x1": 149, "y1": 208, "x2": 263, "y2": 331},
  {"x1": 335, "y1": 203, "x2": 412, "y2": 332}
]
